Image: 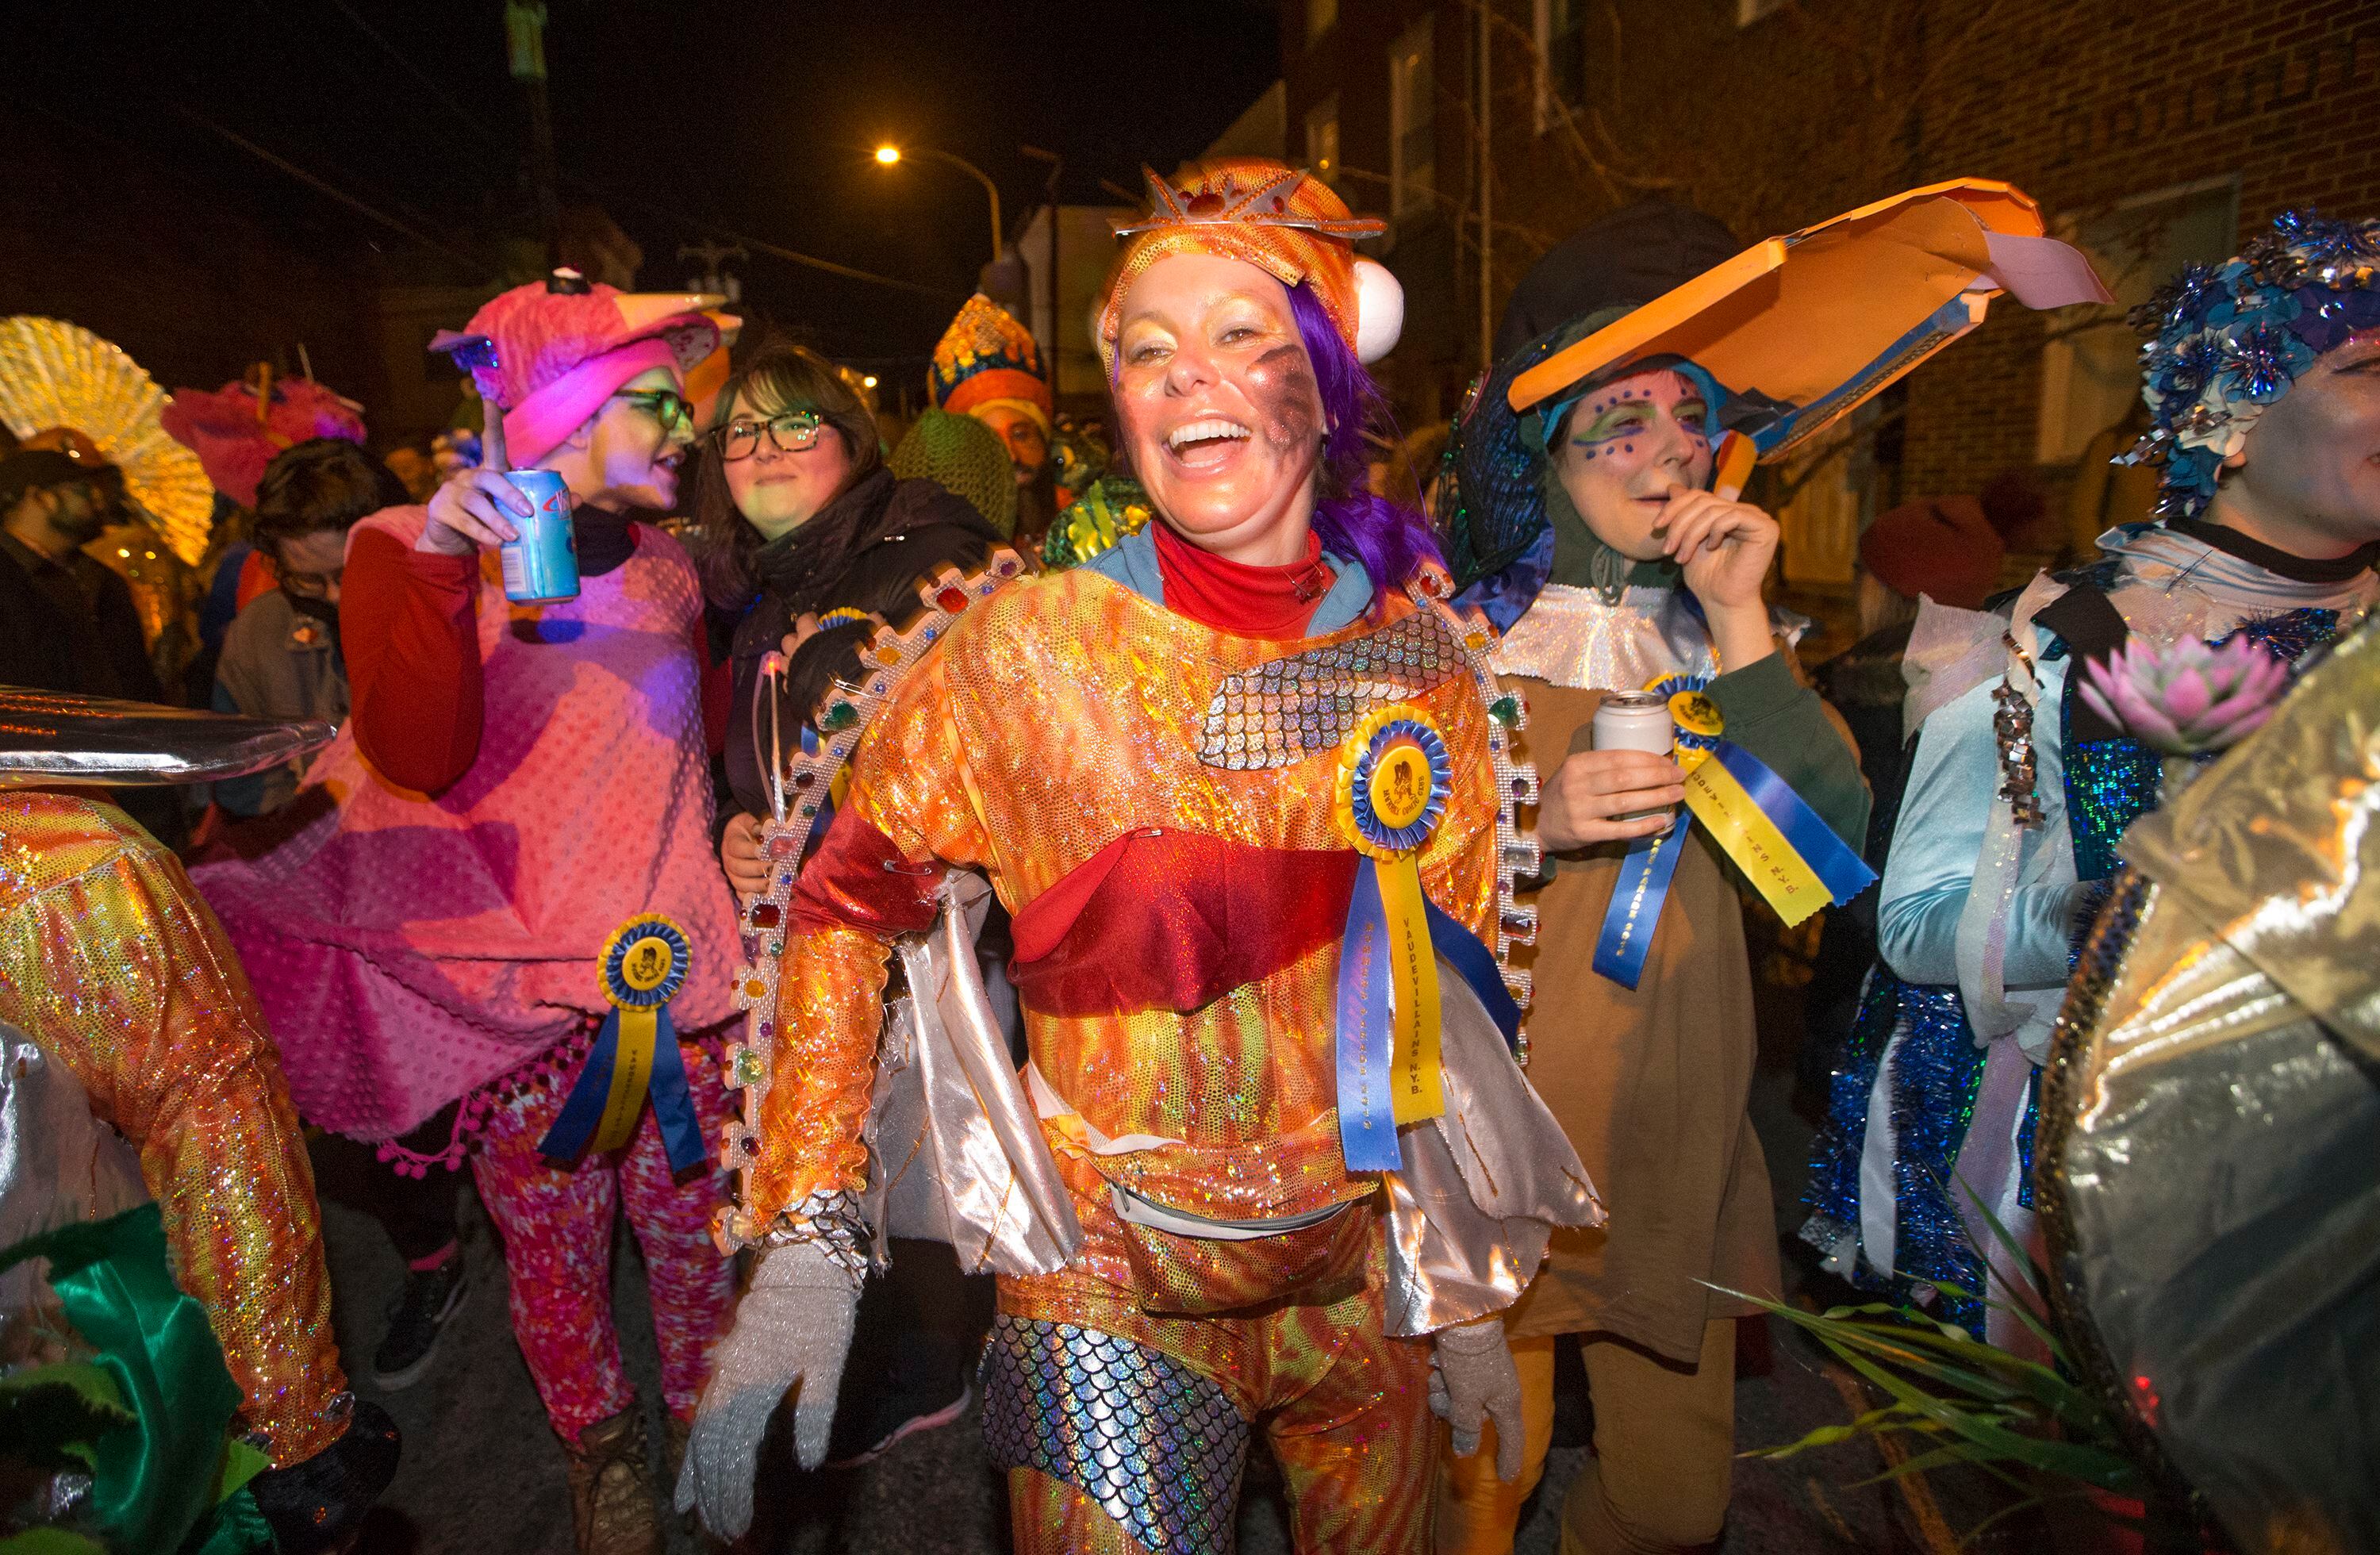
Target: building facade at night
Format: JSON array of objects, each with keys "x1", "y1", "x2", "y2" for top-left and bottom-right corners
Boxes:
[{"x1": 1280, "y1": 0, "x2": 2380, "y2": 586}]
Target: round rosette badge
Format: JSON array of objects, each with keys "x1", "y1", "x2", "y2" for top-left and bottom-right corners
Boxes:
[
  {"x1": 601, "y1": 915, "x2": 691, "y2": 1010},
  {"x1": 1334, "y1": 703, "x2": 1454, "y2": 859},
  {"x1": 1646, "y1": 672, "x2": 1724, "y2": 769}
]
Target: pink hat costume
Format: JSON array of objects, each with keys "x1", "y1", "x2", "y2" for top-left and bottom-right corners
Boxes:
[
  {"x1": 194, "y1": 278, "x2": 742, "y2": 1145},
  {"x1": 432, "y1": 280, "x2": 723, "y2": 467},
  {"x1": 162, "y1": 374, "x2": 368, "y2": 509}
]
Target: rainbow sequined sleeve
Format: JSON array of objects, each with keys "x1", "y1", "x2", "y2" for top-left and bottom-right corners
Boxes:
[{"x1": 0, "y1": 797, "x2": 347, "y2": 1465}]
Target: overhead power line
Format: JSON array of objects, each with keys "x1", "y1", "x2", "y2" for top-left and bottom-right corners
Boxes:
[
  {"x1": 317, "y1": 0, "x2": 954, "y2": 301},
  {"x1": 167, "y1": 102, "x2": 482, "y2": 271}
]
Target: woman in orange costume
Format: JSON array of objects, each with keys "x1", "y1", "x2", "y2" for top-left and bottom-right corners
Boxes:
[{"x1": 678, "y1": 161, "x2": 1600, "y2": 1553}]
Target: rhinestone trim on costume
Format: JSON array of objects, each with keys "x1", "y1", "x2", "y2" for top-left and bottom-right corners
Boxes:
[
  {"x1": 980, "y1": 1314, "x2": 1250, "y2": 1555},
  {"x1": 714, "y1": 549, "x2": 1027, "y2": 1254}
]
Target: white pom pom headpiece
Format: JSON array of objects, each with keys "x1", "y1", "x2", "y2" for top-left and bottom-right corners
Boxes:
[{"x1": 1353, "y1": 259, "x2": 1403, "y2": 365}]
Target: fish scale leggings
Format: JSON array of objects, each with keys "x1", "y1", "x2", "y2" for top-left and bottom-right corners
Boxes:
[{"x1": 467, "y1": 1040, "x2": 735, "y2": 1444}]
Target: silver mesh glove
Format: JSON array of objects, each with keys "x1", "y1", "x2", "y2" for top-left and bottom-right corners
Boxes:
[
  {"x1": 674, "y1": 1231, "x2": 862, "y2": 1538},
  {"x1": 1429, "y1": 1315, "x2": 1524, "y2": 1482}
]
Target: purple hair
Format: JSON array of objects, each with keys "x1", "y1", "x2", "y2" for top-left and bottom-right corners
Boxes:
[{"x1": 1285, "y1": 282, "x2": 1443, "y2": 605}]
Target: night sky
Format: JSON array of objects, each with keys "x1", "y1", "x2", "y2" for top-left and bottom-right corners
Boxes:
[{"x1": 19, "y1": 0, "x2": 1281, "y2": 367}]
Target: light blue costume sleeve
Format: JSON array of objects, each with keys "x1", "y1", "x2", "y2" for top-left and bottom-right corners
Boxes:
[{"x1": 1876, "y1": 661, "x2": 2092, "y2": 989}]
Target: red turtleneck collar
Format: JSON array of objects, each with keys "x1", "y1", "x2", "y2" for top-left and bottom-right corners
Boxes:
[{"x1": 1153, "y1": 523, "x2": 1336, "y2": 639}]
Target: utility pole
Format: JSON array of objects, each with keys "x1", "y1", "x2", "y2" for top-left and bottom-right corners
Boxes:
[
  {"x1": 1023, "y1": 147, "x2": 1063, "y2": 398},
  {"x1": 505, "y1": 2, "x2": 562, "y2": 267}
]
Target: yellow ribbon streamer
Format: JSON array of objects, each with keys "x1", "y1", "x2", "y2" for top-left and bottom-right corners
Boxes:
[
  {"x1": 1680, "y1": 755, "x2": 1833, "y2": 927},
  {"x1": 592, "y1": 1006, "x2": 658, "y2": 1152},
  {"x1": 1376, "y1": 853, "x2": 1445, "y2": 1126}
]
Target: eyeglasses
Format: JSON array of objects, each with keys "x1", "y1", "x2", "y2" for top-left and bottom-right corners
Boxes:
[
  {"x1": 712, "y1": 409, "x2": 827, "y2": 461},
  {"x1": 613, "y1": 387, "x2": 696, "y2": 440},
  {"x1": 279, "y1": 566, "x2": 343, "y2": 599}
]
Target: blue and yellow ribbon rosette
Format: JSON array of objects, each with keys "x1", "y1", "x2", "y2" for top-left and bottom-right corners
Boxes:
[
  {"x1": 538, "y1": 914, "x2": 709, "y2": 1173},
  {"x1": 1330, "y1": 705, "x2": 1457, "y2": 1172},
  {"x1": 1592, "y1": 672, "x2": 1875, "y2": 989}
]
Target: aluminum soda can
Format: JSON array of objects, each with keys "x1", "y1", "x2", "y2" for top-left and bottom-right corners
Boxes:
[
  {"x1": 1591, "y1": 689, "x2": 1677, "y2": 822},
  {"x1": 496, "y1": 469, "x2": 579, "y2": 604}
]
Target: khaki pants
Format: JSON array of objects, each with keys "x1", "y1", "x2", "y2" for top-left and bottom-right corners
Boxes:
[{"x1": 1436, "y1": 1319, "x2": 1735, "y2": 1555}]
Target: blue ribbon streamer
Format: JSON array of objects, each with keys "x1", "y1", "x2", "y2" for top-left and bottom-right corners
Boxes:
[
  {"x1": 536, "y1": 1006, "x2": 708, "y2": 1173},
  {"x1": 1590, "y1": 819, "x2": 1692, "y2": 991},
  {"x1": 642, "y1": 1005, "x2": 708, "y2": 1175},
  {"x1": 1421, "y1": 897, "x2": 1522, "y2": 1046},
  {"x1": 538, "y1": 1010, "x2": 624, "y2": 1165},
  {"x1": 1705, "y1": 739, "x2": 1877, "y2": 903},
  {"x1": 1587, "y1": 738, "x2": 1874, "y2": 989},
  {"x1": 1334, "y1": 862, "x2": 1403, "y2": 1172}
]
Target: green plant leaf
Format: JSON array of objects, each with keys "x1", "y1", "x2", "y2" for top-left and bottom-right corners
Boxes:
[
  {"x1": 0, "y1": 1530, "x2": 110, "y2": 1555},
  {"x1": 0, "y1": 1361, "x2": 135, "y2": 1472}
]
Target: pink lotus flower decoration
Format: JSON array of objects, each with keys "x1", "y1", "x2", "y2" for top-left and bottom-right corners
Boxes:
[{"x1": 2076, "y1": 635, "x2": 2290, "y2": 756}]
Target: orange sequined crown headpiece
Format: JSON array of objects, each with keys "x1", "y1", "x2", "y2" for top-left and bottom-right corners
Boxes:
[
  {"x1": 929, "y1": 294, "x2": 1051, "y2": 430},
  {"x1": 1098, "y1": 159, "x2": 1387, "y2": 369}
]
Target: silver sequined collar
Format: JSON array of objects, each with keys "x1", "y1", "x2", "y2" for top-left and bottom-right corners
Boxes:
[{"x1": 1490, "y1": 584, "x2": 1803, "y2": 691}]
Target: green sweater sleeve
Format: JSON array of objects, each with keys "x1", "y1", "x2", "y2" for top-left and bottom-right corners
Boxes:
[{"x1": 1705, "y1": 650, "x2": 1871, "y2": 848}]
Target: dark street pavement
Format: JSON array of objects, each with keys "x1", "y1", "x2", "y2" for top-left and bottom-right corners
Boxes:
[{"x1": 321, "y1": 1039, "x2": 2037, "y2": 1554}]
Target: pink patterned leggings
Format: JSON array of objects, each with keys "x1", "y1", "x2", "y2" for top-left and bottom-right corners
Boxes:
[{"x1": 468, "y1": 1039, "x2": 734, "y2": 1444}]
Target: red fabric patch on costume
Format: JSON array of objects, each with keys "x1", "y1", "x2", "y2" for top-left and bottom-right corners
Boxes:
[
  {"x1": 789, "y1": 808, "x2": 942, "y2": 939},
  {"x1": 1153, "y1": 523, "x2": 1334, "y2": 639},
  {"x1": 1009, "y1": 829, "x2": 1359, "y2": 1017}
]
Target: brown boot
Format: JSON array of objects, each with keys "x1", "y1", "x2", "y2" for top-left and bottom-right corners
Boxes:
[{"x1": 562, "y1": 1400, "x2": 662, "y2": 1555}]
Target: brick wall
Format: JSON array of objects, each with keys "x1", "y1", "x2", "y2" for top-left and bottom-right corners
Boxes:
[{"x1": 1285, "y1": 0, "x2": 2380, "y2": 511}]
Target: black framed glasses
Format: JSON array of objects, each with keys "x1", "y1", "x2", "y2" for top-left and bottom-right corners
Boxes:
[
  {"x1": 613, "y1": 387, "x2": 696, "y2": 440},
  {"x1": 278, "y1": 566, "x2": 344, "y2": 599},
  {"x1": 712, "y1": 408, "x2": 827, "y2": 460}
]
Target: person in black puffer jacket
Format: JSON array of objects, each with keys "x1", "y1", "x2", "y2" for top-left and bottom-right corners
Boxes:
[
  {"x1": 683, "y1": 340, "x2": 1002, "y2": 1480},
  {"x1": 687, "y1": 342, "x2": 1001, "y2": 850}
]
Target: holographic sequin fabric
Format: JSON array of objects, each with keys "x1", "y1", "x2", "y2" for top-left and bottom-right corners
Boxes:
[
  {"x1": 1799, "y1": 973, "x2": 1991, "y2": 1333},
  {"x1": 749, "y1": 568, "x2": 1503, "y2": 1250},
  {"x1": 981, "y1": 1315, "x2": 1250, "y2": 1555},
  {"x1": 0, "y1": 790, "x2": 347, "y2": 1465},
  {"x1": 1195, "y1": 606, "x2": 1468, "y2": 770}
]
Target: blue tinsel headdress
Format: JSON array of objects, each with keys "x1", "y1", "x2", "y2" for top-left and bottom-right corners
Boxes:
[{"x1": 2127, "y1": 209, "x2": 2380, "y2": 520}]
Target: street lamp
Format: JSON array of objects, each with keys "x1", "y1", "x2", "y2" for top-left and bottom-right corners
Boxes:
[{"x1": 873, "y1": 143, "x2": 1004, "y2": 268}]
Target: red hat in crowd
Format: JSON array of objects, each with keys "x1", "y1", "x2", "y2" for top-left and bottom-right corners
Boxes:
[
  {"x1": 431, "y1": 272, "x2": 727, "y2": 469},
  {"x1": 1857, "y1": 497, "x2": 2006, "y2": 609}
]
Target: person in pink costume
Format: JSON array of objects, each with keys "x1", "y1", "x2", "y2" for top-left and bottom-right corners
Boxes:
[{"x1": 194, "y1": 271, "x2": 743, "y2": 1555}]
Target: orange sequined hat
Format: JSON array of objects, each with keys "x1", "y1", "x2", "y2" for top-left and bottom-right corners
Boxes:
[
  {"x1": 1097, "y1": 159, "x2": 1391, "y2": 369},
  {"x1": 930, "y1": 294, "x2": 1052, "y2": 431}
]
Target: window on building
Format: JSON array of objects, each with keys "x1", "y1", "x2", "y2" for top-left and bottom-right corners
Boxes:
[
  {"x1": 1390, "y1": 19, "x2": 1436, "y2": 218},
  {"x1": 1534, "y1": 0, "x2": 1587, "y2": 133},
  {"x1": 1305, "y1": 94, "x2": 1342, "y2": 190},
  {"x1": 2037, "y1": 177, "x2": 2238, "y2": 465},
  {"x1": 1307, "y1": 0, "x2": 1337, "y2": 46}
]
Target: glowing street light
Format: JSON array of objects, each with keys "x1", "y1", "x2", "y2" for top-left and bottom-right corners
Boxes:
[
  {"x1": 861, "y1": 374, "x2": 879, "y2": 389},
  {"x1": 871, "y1": 142, "x2": 1003, "y2": 267}
]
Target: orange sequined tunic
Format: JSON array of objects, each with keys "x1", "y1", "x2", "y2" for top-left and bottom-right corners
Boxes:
[
  {"x1": 0, "y1": 789, "x2": 347, "y2": 1465},
  {"x1": 750, "y1": 566, "x2": 1506, "y2": 1311}
]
